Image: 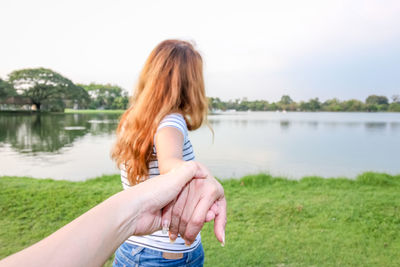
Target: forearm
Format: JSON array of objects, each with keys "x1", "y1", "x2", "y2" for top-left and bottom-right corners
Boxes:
[
  {"x1": 155, "y1": 126, "x2": 186, "y2": 174},
  {"x1": 0, "y1": 188, "x2": 141, "y2": 267}
]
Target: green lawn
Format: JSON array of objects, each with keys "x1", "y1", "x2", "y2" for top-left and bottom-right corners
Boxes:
[{"x1": 1, "y1": 173, "x2": 399, "y2": 266}]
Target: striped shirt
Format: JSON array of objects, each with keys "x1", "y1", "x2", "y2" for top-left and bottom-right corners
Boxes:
[{"x1": 120, "y1": 113, "x2": 201, "y2": 253}]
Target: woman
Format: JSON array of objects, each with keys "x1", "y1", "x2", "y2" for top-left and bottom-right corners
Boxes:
[{"x1": 112, "y1": 40, "x2": 221, "y2": 266}]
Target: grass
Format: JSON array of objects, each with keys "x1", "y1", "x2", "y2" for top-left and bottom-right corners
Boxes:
[
  {"x1": 1, "y1": 173, "x2": 400, "y2": 266},
  {"x1": 64, "y1": 109, "x2": 125, "y2": 114}
]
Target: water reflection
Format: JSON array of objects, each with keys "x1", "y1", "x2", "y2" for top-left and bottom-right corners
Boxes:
[
  {"x1": 280, "y1": 120, "x2": 290, "y2": 130},
  {"x1": 390, "y1": 122, "x2": 400, "y2": 130},
  {"x1": 0, "y1": 112, "x2": 119, "y2": 154},
  {"x1": 209, "y1": 114, "x2": 396, "y2": 133},
  {"x1": 364, "y1": 122, "x2": 387, "y2": 132}
]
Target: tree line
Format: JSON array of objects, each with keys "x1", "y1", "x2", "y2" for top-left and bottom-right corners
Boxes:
[
  {"x1": 1, "y1": 67, "x2": 399, "y2": 112},
  {"x1": 0, "y1": 68, "x2": 130, "y2": 111},
  {"x1": 209, "y1": 94, "x2": 400, "y2": 112}
]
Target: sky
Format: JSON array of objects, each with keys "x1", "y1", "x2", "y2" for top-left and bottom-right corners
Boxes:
[{"x1": 1, "y1": 0, "x2": 399, "y2": 102}]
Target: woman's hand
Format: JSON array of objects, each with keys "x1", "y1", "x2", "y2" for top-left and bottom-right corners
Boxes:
[
  {"x1": 161, "y1": 162, "x2": 227, "y2": 246},
  {"x1": 127, "y1": 161, "x2": 207, "y2": 235}
]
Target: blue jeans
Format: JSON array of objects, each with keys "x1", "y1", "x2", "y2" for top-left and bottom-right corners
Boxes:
[{"x1": 113, "y1": 242, "x2": 204, "y2": 267}]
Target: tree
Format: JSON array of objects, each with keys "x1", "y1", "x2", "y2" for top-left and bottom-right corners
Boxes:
[
  {"x1": 0, "y1": 78, "x2": 17, "y2": 98},
  {"x1": 80, "y1": 83, "x2": 129, "y2": 110},
  {"x1": 208, "y1": 97, "x2": 227, "y2": 111},
  {"x1": 111, "y1": 96, "x2": 129, "y2": 110},
  {"x1": 341, "y1": 99, "x2": 365, "y2": 111},
  {"x1": 280, "y1": 95, "x2": 293, "y2": 105},
  {"x1": 366, "y1": 95, "x2": 389, "y2": 105},
  {"x1": 389, "y1": 103, "x2": 400, "y2": 112},
  {"x1": 321, "y1": 98, "x2": 342, "y2": 111},
  {"x1": 389, "y1": 95, "x2": 400, "y2": 112},
  {"x1": 8, "y1": 68, "x2": 89, "y2": 111},
  {"x1": 365, "y1": 95, "x2": 389, "y2": 112},
  {"x1": 307, "y1": 98, "x2": 321, "y2": 111}
]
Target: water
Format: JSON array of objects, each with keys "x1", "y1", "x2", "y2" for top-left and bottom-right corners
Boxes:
[{"x1": 0, "y1": 111, "x2": 399, "y2": 180}]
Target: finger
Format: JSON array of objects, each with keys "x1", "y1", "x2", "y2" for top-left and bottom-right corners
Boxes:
[
  {"x1": 205, "y1": 203, "x2": 218, "y2": 222},
  {"x1": 178, "y1": 182, "x2": 199, "y2": 243},
  {"x1": 205, "y1": 210, "x2": 215, "y2": 222},
  {"x1": 161, "y1": 199, "x2": 175, "y2": 234},
  {"x1": 210, "y1": 202, "x2": 219, "y2": 215},
  {"x1": 183, "y1": 196, "x2": 215, "y2": 245},
  {"x1": 214, "y1": 197, "x2": 227, "y2": 246},
  {"x1": 169, "y1": 185, "x2": 189, "y2": 242}
]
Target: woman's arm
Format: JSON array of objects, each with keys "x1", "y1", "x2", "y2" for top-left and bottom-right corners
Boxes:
[
  {"x1": 0, "y1": 162, "x2": 209, "y2": 267},
  {"x1": 155, "y1": 126, "x2": 186, "y2": 174},
  {"x1": 156, "y1": 126, "x2": 225, "y2": 245}
]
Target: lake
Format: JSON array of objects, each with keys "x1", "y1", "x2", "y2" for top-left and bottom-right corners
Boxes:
[{"x1": 0, "y1": 111, "x2": 399, "y2": 180}]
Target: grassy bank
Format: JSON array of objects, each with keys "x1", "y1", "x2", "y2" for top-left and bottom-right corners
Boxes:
[
  {"x1": 1, "y1": 173, "x2": 400, "y2": 266},
  {"x1": 64, "y1": 108, "x2": 125, "y2": 114}
]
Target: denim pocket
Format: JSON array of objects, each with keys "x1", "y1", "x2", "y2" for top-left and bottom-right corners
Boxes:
[
  {"x1": 113, "y1": 243, "x2": 144, "y2": 267},
  {"x1": 113, "y1": 247, "x2": 135, "y2": 267}
]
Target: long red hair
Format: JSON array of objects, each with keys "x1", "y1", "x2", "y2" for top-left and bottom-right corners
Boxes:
[{"x1": 111, "y1": 40, "x2": 208, "y2": 185}]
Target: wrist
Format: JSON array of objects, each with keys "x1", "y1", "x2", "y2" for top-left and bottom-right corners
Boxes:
[{"x1": 110, "y1": 187, "x2": 143, "y2": 238}]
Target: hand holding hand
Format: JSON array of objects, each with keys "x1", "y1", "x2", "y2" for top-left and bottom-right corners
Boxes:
[
  {"x1": 128, "y1": 161, "x2": 207, "y2": 236},
  {"x1": 161, "y1": 162, "x2": 227, "y2": 246}
]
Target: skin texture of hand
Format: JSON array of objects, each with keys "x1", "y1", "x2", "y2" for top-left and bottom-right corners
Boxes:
[{"x1": 162, "y1": 162, "x2": 227, "y2": 246}]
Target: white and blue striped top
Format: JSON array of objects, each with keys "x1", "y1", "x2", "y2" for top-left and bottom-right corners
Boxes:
[{"x1": 120, "y1": 113, "x2": 201, "y2": 253}]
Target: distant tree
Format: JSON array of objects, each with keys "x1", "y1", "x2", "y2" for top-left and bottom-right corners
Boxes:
[
  {"x1": 111, "y1": 96, "x2": 129, "y2": 110},
  {"x1": 80, "y1": 83, "x2": 129, "y2": 110},
  {"x1": 0, "y1": 78, "x2": 17, "y2": 98},
  {"x1": 341, "y1": 99, "x2": 365, "y2": 111},
  {"x1": 280, "y1": 95, "x2": 293, "y2": 105},
  {"x1": 389, "y1": 103, "x2": 400, "y2": 112},
  {"x1": 268, "y1": 102, "x2": 278, "y2": 111},
  {"x1": 257, "y1": 100, "x2": 269, "y2": 111},
  {"x1": 247, "y1": 100, "x2": 269, "y2": 111},
  {"x1": 307, "y1": 98, "x2": 321, "y2": 111},
  {"x1": 277, "y1": 95, "x2": 295, "y2": 111},
  {"x1": 224, "y1": 99, "x2": 240, "y2": 110},
  {"x1": 389, "y1": 94, "x2": 400, "y2": 112},
  {"x1": 366, "y1": 95, "x2": 389, "y2": 105},
  {"x1": 322, "y1": 98, "x2": 342, "y2": 111},
  {"x1": 236, "y1": 97, "x2": 249, "y2": 111},
  {"x1": 8, "y1": 68, "x2": 89, "y2": 111},
  {"x1": 208, "y1": 97, "x2": 227, "y2": 111},
  {"x1": 299, "y1": 101, "x2": 309, "y2": 111},
  {"x1": 365, "y1": 95, "x2": 389, "y2": 112}
]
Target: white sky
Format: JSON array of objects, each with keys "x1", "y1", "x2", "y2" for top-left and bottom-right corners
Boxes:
[{"x1": 1, "y1": 0, "x2": 400, "y2": 101}]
